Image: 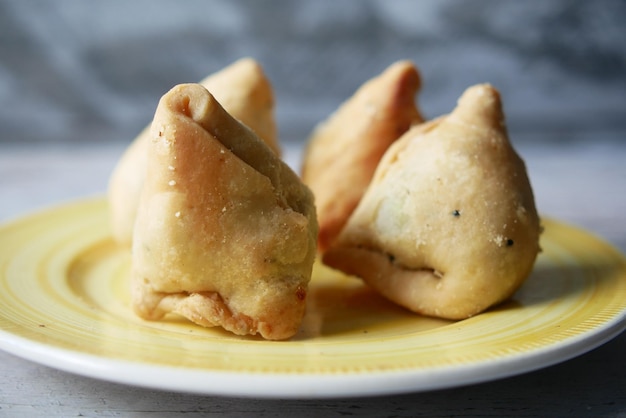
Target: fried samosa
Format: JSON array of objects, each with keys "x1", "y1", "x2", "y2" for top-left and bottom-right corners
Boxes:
[
  {"x1": 301, "y1": 61, "x2": 423, "y2": 253},
  {"x1": 109, "y1": 58, "x2": 279, "y2": 245},
  {"x1": 131, "y1": 83, "x2": 317, "y2": 340},
  {"x1": 324, "y1": 84, "x2": 541, "y2": 320}
]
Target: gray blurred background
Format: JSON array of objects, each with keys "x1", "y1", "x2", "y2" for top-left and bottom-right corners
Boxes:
[{"x1": 2, "y1": 0, "x2": 625, "y2": 148}]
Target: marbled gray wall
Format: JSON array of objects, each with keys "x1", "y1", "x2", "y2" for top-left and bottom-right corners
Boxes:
[{"x1": 1, "y1": 0, "x2": 625, "y2": 146}]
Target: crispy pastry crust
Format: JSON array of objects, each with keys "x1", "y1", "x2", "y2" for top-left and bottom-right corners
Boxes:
[
  {"x1": 131, "y1": 83, "x2": 317, "y2": 340},
  {"x1": 324, "y1": 84, "x2": 541, "y2": 320},
  {"x1": 301, "y1": 61, "x2": 423, "y2": 252}
]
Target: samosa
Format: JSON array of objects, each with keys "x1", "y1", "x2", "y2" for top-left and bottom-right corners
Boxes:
[
  {"x1": 324, "y1": 84, "x2": 541, "y2": 320},
  {"x1": 131, "y1": 83, "x2": 317, "y2": 340},
  {"x1": 301, "y1": 61, "x2": 423, "y2": 252}
]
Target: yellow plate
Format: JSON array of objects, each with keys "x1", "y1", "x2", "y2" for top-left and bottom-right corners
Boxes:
[{"x1": 0, "y1": 197, "x2": 625, "y2": 398}]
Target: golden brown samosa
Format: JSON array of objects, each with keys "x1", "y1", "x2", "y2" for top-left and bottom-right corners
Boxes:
[
  {"x1": 131, "y1": 83, "x2": 317, "y2": 340},
  {"x1": 301, "y1": 60, "x2": 423, "y2": 253},
  {"x1": 324, "y1": 84, "x2": 541, "y2": 320}
]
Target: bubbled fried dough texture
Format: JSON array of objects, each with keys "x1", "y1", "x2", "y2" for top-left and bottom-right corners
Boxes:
[
  {"x1": 131, "y1": 83, "x2": 317, "y2": 340},
  {"x1": 324, "y1": 84, "x2": 541, "y2": 320},
  {"x1": 108, "y1": 58, "x2": 280, "y2": 246},
  {"x1": 301, "y1": 61, "x2": 423, "y2": 253}
]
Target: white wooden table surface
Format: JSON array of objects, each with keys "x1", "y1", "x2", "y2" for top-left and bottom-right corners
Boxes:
[{"x1": 0, "y1": 139, "x2": 625, "y2": 417}]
